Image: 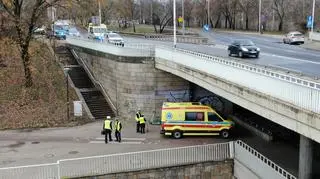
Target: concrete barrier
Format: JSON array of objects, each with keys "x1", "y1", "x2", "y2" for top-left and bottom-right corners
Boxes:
[
  {"x1": 309, "y1": 32, "x2": 320, "y2": 42},
  {"x1": 119, "y1": 32, "x2": 209, "y2": 45}
]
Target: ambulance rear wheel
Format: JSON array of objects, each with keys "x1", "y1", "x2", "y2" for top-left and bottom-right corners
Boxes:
[
  {"x1": 172, "y1": 130, "x2": 183, "y2": 139},
  {"x1": 221, "y1": 130, "x2": 230, "y2": 139}
]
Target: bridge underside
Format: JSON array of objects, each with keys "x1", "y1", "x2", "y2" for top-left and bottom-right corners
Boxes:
[{"x1": 155, "y1": 58, "x2": 320, "y2": 144}]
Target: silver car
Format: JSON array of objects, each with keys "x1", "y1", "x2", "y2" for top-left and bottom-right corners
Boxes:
[
  {"x1": 106, "y1": 33, "x2": 124, "y2": 46},
  {"x1": 283, "y1": 31, "x2": 305, "y2": 45}
]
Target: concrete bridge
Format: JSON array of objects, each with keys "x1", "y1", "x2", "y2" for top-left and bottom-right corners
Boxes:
[{"x1": 66, "y1": 37, "x2": 320, "y2": 179}]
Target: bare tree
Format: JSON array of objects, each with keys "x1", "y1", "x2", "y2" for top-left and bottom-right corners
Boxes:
[
  {"x1": 272, "y1": 0, "x2": 287, "y2": 31},
  {"x1": 238, "y1": 0, "x2": 257, "y2": 30},
  {"x1": 152, "y1": 0, "x2": 172, "y2": 33},
  {"x1": 0, "y1": 0, "x2": 60, "y2": 87},
  {"x1": 183, "y1": 0, "x2": 194, "y2": 27}
]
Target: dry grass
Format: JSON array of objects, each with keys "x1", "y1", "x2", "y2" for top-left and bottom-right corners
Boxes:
[{"x1": 0, "y1": 37, "x2": 89, "y2": 129}]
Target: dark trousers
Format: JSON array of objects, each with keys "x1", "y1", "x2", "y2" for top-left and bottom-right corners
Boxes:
[
  {"x1": 136, "y1": 122, "x2": 140, "y2": 133},
  {"x1": 104, "y1": 129, "x2": 112, "y2": 143},
  {"x1": 140, "y1": 123, "x2": 145, "y2": 134},
  {"x1": 115, "y1": 131, "x2": 121, "y2": 142}
]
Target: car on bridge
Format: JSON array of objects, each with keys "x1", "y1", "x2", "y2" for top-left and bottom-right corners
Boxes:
[
  {"x1": 106, "y1": 32, "x2": 124, "y2": 46},
  {"x1": 283, "y1": 31, "x2": 305, "y2": 45},
  {"x1": 227, "y1": 39, "x2": 260, "y2": 58}
]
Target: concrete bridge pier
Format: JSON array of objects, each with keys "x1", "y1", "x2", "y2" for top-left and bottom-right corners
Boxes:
[{"x1": 299, "y1": 135, "x2": 313, "y2": 179}]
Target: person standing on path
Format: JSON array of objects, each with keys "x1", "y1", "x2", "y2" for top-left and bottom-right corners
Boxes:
[
  {"x1": 135, "y1": 109, "x2": 142, "y2": 133},
  {"x1": 115, "y1": 118, "x2": 122, "y2": 142},
  {"x1": 103, "y1": 116, "x2": 113, "y2": 143},
  {"x1": 139, "y1": 115, "x2": 146, "y2": 134}
]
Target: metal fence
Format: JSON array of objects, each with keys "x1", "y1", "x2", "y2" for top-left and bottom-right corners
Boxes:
[
  {"x1": 0, "y1": 142, "x2": 231, "y2": 179},
  {"x1": 0, "y1": 163, "x2": 59, "y2": 179},
  {"x1": 234, "y1": 140, "x2": 297, "y2": 179},
  {"x1": 155, "y1": 47, "x2": 320, "y2": 114}
]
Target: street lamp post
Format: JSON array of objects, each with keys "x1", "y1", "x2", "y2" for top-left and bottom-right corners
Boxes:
[
  {"x1": 182, "y1": 0, "x2": 185, "y2": 36},
  {"x1": 173, "y1": 0, "x2": 177, "y2": 48},
  {"x1": 258, "y1": 0, "x2": 262, "y2": 34},
  {"x1": 98, "y1": 0, "x2": 102, "y2": 25},
  {"x1": 312, "y1": 0, "x2": 316, "y2": 34},
  {"x1": 64, "y1": 67, "x2": 71, "y2": 121},
  {"x1": 207, "y1": 0, "x2": 210, "y2": 26}
]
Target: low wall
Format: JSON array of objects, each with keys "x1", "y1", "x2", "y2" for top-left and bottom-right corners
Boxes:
[
  {"x1": 119, "y1": 32, "x2": 208, "y2": 44},
  {"x1": 309, "y1": 32, "x2": 320, "y2": 42},
  {"x1": 74, "y1": 160, "x2": 233, "y2": 179}
]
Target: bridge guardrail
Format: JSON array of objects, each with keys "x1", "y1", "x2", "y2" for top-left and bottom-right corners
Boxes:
[
  {"x1": 234, "y1": 140, "x2": 297, "y2": 179},
  {"x1": 156, "y1": 46, "x2": 320, "y2": 114}
]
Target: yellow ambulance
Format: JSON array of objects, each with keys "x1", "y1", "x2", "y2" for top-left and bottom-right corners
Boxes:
[{"x1": 160, "y1": 102, "x2": 234, "y2": 139}]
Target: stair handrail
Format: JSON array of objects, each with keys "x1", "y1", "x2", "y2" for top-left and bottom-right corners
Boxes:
[{"x1": 70, "y1": 49, "x2": 117, "y2": 115}]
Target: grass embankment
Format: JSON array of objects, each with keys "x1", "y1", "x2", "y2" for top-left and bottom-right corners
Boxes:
[{"x1": 0, "y1": 38, "x2": 87, "y2": 130}]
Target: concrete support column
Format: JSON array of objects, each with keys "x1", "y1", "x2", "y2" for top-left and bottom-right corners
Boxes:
[{"x1": 299, "y1": 135, "x2": 313, "y2": 179}]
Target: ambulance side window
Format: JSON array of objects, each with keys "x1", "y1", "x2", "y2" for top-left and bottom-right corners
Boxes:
[
  {"x1": 185, "y1": 112, "x2": 204, "y2": 121},
  {"x1": 90, "y1": 27, "x2": 93, "y2": 33},
  {"x1": 208, "y1": 112, "x2": 222, "y2": 122}
]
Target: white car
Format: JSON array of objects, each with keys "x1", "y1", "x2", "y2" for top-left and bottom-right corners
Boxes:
[
  {"x1": 106, "y1": 33, "x2": 124, "y2": 46},
  {"x1": 68, "y1": 28, "x2": 81, "y2": 37},
  {"x1": 283, "y1": 31, "x2": 305, "y2": 45},
  {"x1": 33, "y1": 26, "x2": 46, "y2": 35}
]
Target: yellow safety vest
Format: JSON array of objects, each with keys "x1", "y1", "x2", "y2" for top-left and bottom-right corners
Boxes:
[
  {"x1": 135, "y1": 112, "x2": 141, "y2": 122},
  {"x1": 116, "y1": 121, "x2": 122, "y2": 131},
  {"x1": 104, "y1": 120, "x2": 111, "y2": 130},
  {"x1": 139, "y1": 117, "x2": 145, "y2": 124}
]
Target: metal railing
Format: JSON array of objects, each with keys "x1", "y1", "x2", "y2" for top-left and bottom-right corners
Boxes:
[
  {"x1": 0, "y1": 142, "x2": 231, "y2": 179},
  {"x1": 59, "y1": 142, "x2": 231, "y2": 178},
  {"x1": 0, "y1": 163, "x2": 59, "y2": 179},
  {"x1": 234, "y1": 140, "x2": 297, "y2": 179},
  {"x1": 155, "y1": 46, "x2": 320, "y2": 114}
]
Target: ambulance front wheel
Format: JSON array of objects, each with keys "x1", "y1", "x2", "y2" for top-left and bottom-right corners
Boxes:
[
  {"x1": 221, "y1": 129, "x2": 230, "y2": 139},
  {"x1": 172, "y1": 130, "x2": 183, "y2": 139}
]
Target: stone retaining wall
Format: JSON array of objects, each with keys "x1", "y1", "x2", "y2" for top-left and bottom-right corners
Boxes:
[
  {"x1": 72, "y1": 46, "x2": 190, "y2": 120},
  {"x1": 75, "y1": 160, "x2": 233, "y2": 179}
]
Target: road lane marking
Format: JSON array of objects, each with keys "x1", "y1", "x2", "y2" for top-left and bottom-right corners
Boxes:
[
  {"x1": 94, "y1": 137, "x2": 146, "y2": 141},
  {"x1": 89, "y1": 141, "x2": 142, "y2": 144}
]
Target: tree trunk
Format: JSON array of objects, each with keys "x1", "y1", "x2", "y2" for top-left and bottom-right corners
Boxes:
[
  {"x1": 215, "y1": 14, "x2": 221, "y2": 28},
  {"x1": 132, "y1": 21, "x2": 136, "y2": 33},
  {"x1": 21, "y1": 44, "x2": 33, "y2": 87},
  {"x1": 153, "y1": 24, "x2": 158, "y2": 33},
  {"x1": 278, "y1": 19, "x2": 283, "y2": 31},
  {"x1": 224, "y1": 17, "x2": 228, "y2": 28},
  {"x1": 245, "y1": 14, "x2": 249, "y2": 30}
]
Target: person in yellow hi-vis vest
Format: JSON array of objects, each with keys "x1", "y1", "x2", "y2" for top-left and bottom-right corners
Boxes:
[
  {"x1": 135, "y1": 109, "x2": 142, "y2": 133},
  {"x1": 103, "y1": 116, "x2": 113, "y2": 143},
  {"x1": 115, "y1": 119, "x2": 122, "y2": 143},
  {"x1": 139, "y1": 115, "x2": 146, "y2": 134}
]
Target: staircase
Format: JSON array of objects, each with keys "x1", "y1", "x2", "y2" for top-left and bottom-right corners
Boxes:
[
  {"x1": 81, "y1": 90, "x2": 114, "y2": 120},
  {"x1": 55, "y1": 45, "x2": 115, "y2": 120}
]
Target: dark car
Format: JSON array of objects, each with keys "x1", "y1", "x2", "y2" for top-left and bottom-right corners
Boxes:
[{"x1": 227, "y1": 40, "x2": 260, "y2": 58}]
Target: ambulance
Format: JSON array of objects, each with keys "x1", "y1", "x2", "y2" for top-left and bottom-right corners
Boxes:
[
  {"x1": 88, "y1": 23, "x2": 107, "y2": 40},
  {"x1": 160, "y1": 102, "x2": 234, "y2": 139}
]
